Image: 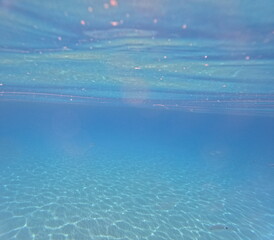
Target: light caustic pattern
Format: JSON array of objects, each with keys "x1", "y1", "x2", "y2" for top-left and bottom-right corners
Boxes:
[{"x1": 0, "y1": 150, "x2": 273, "y2": 240}]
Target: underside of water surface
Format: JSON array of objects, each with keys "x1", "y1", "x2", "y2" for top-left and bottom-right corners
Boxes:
[
  {"x1": 0, "y1": 0, "x2": 274, "y2": 240},
  {"x1": 1, "y1": 0, "x2": 274, "y2": 115}
]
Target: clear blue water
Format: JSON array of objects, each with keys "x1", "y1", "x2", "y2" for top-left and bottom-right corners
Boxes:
[{"x1": 0, "y1": 1, "x2": 274, "y2": 240}]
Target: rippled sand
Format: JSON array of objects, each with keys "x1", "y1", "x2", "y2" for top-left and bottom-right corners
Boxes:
[{"x1": 0, "y1": 147, "x2": 273, "y2": 240}]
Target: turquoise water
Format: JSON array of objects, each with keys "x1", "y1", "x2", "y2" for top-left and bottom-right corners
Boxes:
[{"x1": 1, "y1": 1, "x2": 274, "y2": 240}]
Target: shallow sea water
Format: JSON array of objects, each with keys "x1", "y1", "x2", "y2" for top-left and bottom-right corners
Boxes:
[
  {"x1": 0, "y1": 103, "x2": 273, "y2": 240},
  {"x1": 1, "y1": 0, "x2": 274, "y2": 240}
]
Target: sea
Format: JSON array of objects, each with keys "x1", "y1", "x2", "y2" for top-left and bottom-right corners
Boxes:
[{"x1": 0, "y1": 0, "x2": 274, "y2": 240}]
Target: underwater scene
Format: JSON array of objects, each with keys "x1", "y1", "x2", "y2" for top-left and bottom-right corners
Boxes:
[{"x1": 0, "y1": 0, "x2": 274, "y2": 239}]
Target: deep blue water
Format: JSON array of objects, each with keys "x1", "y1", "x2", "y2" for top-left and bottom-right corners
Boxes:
[{"x1": 1, "y1": 0, "x2": 274, "y2": 240}]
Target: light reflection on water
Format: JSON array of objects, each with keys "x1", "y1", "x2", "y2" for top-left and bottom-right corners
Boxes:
[{"x1": 0, "y1": 0, "x2": 274, "y2": 115}]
